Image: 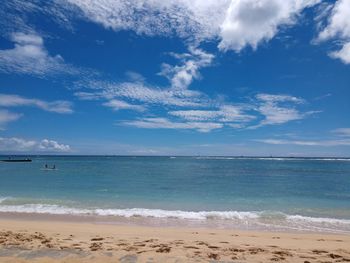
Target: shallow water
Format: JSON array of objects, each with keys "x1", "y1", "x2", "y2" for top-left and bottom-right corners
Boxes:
[{"x1": 1, "y1": 156, "x2": 350, "y2": 233}]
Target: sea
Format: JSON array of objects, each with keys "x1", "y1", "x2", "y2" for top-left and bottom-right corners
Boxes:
[{"x1": 1, "y1": 156, "x2": 350, "y2": 234}]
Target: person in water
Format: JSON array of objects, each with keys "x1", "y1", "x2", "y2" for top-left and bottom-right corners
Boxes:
[{"x1": 45, "y1": 164, "x2": 48, "y2": 169}]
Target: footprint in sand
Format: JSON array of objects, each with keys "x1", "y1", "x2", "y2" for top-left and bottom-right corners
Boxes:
[
  {"x1": 311, "y1": 249, "x2": 328, "y2": 254},
  {"x1": 230, "y1": 248, "x2": 245, "y2": 252},
  {"x1": 183, "y1": 246, "x2": 200, "y2": 249},
  {"x1": 91, "y1": 237, "x2": 104, "y2": 241},
  {"x1": 208, "y1": 253, "x2": 220, "y2": 260},
  {"x1": 90, "y1": 242, "x2": 103, "y2": 251},
  {"x1": 329, "y1": 253, "x2": 342, "y2": 259},
  {"x1": 208, "y1": 245, "x2": 220, "y2": 249},
  {"x1": 133, "y1": 242, "x2": 146, "y2": 247},
  {"x1": 155, "y1": 245, "x2": 171, "y2": 253},
  {"x1": 270, "y1": 257, "x2": 285, "y2": 261},
  {"x1": 172, "y1": 240, "x2": 185, "y2": 245},
  {"x1": 273, "y1": 251, "x2": 293, "y2": 257},
  {"x1": 143, "y1": 239, "x2": 158, "y2": 243},
  {"x1": 248, "y1": 247, "x2": 266, "y2": 254}
]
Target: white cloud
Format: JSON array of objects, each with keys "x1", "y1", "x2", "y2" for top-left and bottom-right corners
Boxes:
[
  {"x1": 0, "y1": 137, "x2": 71, "y2": 152},
  {"x1": 317, "y1": 0, "x2": 350, "y2": 64},
  {"x1": 329, "y1": 42, "x2": 350, "y2": 64},
  {"x1": 169, "y1": 110, "x2": 223, "y2": 121},
  {"x1": 257, "y1": 128, "x2": 350, "y2": 147},
  {"x1": 38, "y1": 139, "x2": 71, "y2": 152},
  {"x1": 57, "y1": 0, "x2": 319, "y2": 52},
  {"x1": 159, "y1": 47, "x2": 214, "y2": 89},
  {"x1": 332, "y1": 128, "x2": 350, "y2": 137},
  {"x1": 75, "y1": 81, "x2": 208, "y2": 108},
  {"x1": 1, "y1": 0, "x2": 76, "y2": 35},
  {"x1": 125, "y1": 71, "x2": 146, "y2": 83},
  {"x1": 318, "y1": 0, "x2": 350, "y2": 41},
  {"x1": 60, "y1": 0, "x2": 228, "y2": 40},
  {"x1": 74, "y1": 44, "x2": 314, "y2": 132},
  {"x1": 0, "y1": 32, "x2": 78, "y2": 76},
  {"x1": 0, "y1": 94, "x2": 73, "y2": 114},
  {"x1": 0, "y1": 110, "x2": 22, "y2": 130},
  {"x1": 256, "y1": 93, "x2": 305, "y2": 104},
  {"x1": 77, "y1": 82, "x2": 314, "y2": 131},
  {"x1": 123, "y1": 117, "x2": 223, "y2": 133},
  {"x1": 219, "y1": 0, "x2": 320, "y2": 51},
  {"x1": 256, "y1": 138, "x2": 350, "y2": 147},
  {"x1": 251, "y1": 93, "x2": 311, "y2": 128},
  {"x1": 103, "y1": 99, "x2": 146, "y2": 112},
  {"x1": 169, "y1": 104, "x2": 255, "y2": 124},
  {"x1": 75, "y1": 47, "x2": 214, "y2": 113}
]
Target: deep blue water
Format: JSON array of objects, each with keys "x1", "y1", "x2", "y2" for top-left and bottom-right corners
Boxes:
[{"x1": 1, "y1": 156, "x2": 350, "y2": 233}]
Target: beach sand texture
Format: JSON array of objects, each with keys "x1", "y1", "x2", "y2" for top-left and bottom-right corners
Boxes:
[{"x1": 0, "y1": 218, "x2": 350, "y2": 262}]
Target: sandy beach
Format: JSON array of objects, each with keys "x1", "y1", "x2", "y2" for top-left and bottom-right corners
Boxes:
[{"x1": 0, "y1": 215, "x2": 349, "y2": 263}]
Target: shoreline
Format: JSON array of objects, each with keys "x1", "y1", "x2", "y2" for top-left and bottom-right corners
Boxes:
[
  {"x1": 1, "y1": 216, "x2": 350, "y2": 262},
  {"x1": 1, "y1": 210, "x2": 350, "y2": 235}
]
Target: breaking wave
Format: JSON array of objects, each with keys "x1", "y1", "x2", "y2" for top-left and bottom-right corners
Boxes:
[{"x1": 0, "y1": 203, "x2": 349, "y2": 234}]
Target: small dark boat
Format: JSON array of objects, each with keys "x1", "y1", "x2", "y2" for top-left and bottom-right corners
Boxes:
[{"x1": 1, "y1": 158, "x2": 32, "y2": 162}]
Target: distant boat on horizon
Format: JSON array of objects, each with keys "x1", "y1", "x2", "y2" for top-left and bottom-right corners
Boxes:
[{"x1": 1, "y1": 158, "x2": 32, "y2": 162}]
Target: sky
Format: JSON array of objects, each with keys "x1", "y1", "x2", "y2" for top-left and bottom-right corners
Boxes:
[{"x1": 0, "y1": 0, "x2": 349, "y2": 156}]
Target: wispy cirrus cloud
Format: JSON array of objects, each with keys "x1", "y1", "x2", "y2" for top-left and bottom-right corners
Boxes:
[
  {"x1": 2, "y1": 0, "x2": 321, "y2": 53},
  {"x1": 73, "y1": 44, "x2": 315, "y2": 132},
  {"x1": 55, "y1": 0, "x2": 320, "y2": 52},
  {"x1": 123, "y1": 117, "x2": 223, "y2": 133},
  {"x1": 0, "y1": 110, "x2": 22, "y2": 130},
  {"x1": 256, "y1": 127, "x2": 350, "y2": 147},
  {"x1": 256, "y1": 138, "x2": 350, "y2": 147},
  {"x1": 332, "y1": 128, "x2": 350, "y2": 137},
  {"x1": 77, "y1": 83, "x2": 314, "y2": 132},
  {"x1": 0, "y1": 32, "x2": 80, "y2": 77},
  {"x1": 75, "y1": 81, "x2": 208, "y2": 108},
  {"x1": 0, "y1": 94, "x2": 73, "y2": 114},
  {"x1": 169, "y1": 105, "x2": 255, "y2": 123},
  {"x1": 0, "y1": 0, "x2": 76, "y2": 35},
  {"x1": 317, "y1": 0, "x2": 350, "y2": 64},
  {"x1": 75, "y1": 68, "x2": 315, "y2": 132},
  {"x1": 250, "y1": 93, "x2": 316, "y2": 128},
  {"x1": 103, "y1": 99, "x2": 146, "y2": 112},
  {"x1": 0, "y1": 137, "x2": 71, "y2": 153},
  {"x1": 75, "y1": 47, "x2": 213, "y2": 110},
  {"x1": 159, "y1": 47, "x2": 214, "y2": 89},
  {"x1": 167, "y1": 94, "x2": 313, "y2": 130}
]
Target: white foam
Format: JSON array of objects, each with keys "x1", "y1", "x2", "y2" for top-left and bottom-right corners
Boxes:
[
  {"x1": 287, "y1": 214, "x2": 350, "y2": 225},
  {"x1": 94, "y1": 208, "x2": 259, "y2": 220},
  {"x1": 0, "y1": 204, "x2": 91, "y2": 215},
  {"x1": 0, "y1": 204, "x2": 258, "y2": 220},
  {"x1": 0, "y1": 204, "x2": 349, "y2": 233}
]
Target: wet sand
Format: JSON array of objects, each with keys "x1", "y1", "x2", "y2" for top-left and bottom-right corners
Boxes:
[{"x1": 0, "y1": 217, "x2": 350, "y2": 262}]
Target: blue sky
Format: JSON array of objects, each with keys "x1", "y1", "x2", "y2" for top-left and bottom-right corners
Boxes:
[{"x1": 0, "y1": 0, "x2": 349, "y2": 156}]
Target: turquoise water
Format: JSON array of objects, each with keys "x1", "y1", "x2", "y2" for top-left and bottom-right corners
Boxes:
[{"x1": 1, "y1": 156, "x2": 350, "y2": 233}]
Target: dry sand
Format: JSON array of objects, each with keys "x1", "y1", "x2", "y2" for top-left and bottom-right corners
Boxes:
[{"x1": 0, "y1": 217, "x2": 350, "y2": 262}]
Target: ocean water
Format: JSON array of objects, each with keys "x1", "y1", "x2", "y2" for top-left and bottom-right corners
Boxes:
[{"x1": 1, "y1": 156, "x2": 350, "y2": 233}]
